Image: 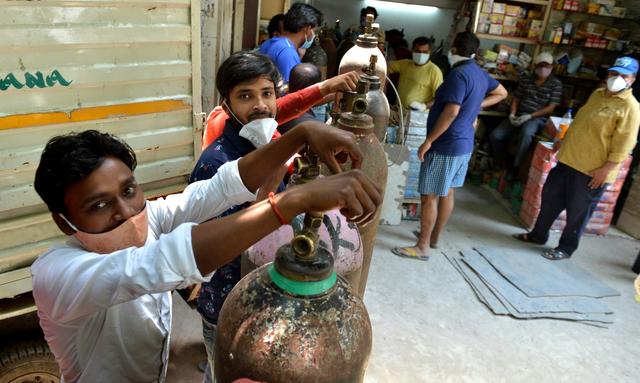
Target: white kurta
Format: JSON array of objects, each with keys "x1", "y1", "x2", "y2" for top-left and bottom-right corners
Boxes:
[{"x1": 31, "y1": 160, "x2": 255, "y2": 383}]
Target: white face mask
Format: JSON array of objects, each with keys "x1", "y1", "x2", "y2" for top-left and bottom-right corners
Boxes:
[
  {"x1": 535, "y1": 67, "x2": 552, "y2": 78},
  {"x1": 412, "y1": 52, "x2": 430, "y2": 65},
  {"x1": 606, "y1": 75, "x2": 629, "y2": 93},
  {"x1": 239, "y1": 117, "x2": 278, "y2": 147},
  {"x1": 448, "y1": 50, "x2": 474, "y2": 66}
]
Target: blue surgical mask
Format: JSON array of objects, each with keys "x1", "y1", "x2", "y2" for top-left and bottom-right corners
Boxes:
[{"x1": 301, "y1": 30, "x2": 315, "y2": 49}]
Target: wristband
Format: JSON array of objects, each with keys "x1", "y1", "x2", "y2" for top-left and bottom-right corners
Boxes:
[{"x1": 268, "y1": 192, "x2": 288, "y2": 225}]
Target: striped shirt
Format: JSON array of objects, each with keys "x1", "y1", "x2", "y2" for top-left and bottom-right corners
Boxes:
[{"x1": 514, "y1": 74, "x2": 563, "y2": 114}]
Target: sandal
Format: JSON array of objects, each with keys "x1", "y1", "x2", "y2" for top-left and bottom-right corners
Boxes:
[
  {"x1": 512, "y1": 232, "x2": 545, "y2": 245},
  {"x1": 392, "y1": 247, "x2": 429, "y2": 261},
  {"x1": 541, "y1": 248, "x2": 571, "y2": 260}
]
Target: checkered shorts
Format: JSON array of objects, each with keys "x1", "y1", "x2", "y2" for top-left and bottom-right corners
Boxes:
[{"x1": 418, "y1": 151, "x2": 472, "y2": 197}]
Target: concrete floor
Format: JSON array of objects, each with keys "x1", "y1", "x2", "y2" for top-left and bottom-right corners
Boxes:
[{"x1": 167, "y1": 184, "x2": 640, "y2": 383}]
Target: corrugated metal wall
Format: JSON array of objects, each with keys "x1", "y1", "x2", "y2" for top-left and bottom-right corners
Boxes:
[{"x1": 0, "y1": 0, "x2": 203, "y2": 295}]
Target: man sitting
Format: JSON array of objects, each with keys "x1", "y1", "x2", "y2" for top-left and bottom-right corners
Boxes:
[{"x1": 489, "y1": 52, "x2": 563, "y2": 176}]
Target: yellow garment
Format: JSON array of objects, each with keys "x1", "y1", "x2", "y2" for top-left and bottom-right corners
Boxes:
[
  {"x1": 388, "y1": 59, "x2": 443, "y2": 108},
  {"x1": 557, "y1": 88, "x2": 640, "y2": 183}
]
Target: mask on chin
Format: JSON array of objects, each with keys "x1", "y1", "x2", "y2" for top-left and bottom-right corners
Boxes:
[
  {"x1": 301, "y1": 30, "x2": 315, "y2": 49},
  {"x1": 60, "y1": 204, "x2": 148, "y2": 254},
  {"x1": 448, "y1": 50, "x2": 475, "y2": 66},
  {"x1": 239, "y1": 118, "x2": 279, "y2": 147}
]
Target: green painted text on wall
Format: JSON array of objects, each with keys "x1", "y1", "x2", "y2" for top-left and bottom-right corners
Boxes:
[{"x1": 1, "y1": 70, "x2": 72, "y2": 91}]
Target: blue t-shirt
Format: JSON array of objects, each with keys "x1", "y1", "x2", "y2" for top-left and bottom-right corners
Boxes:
[
  {"x1": 427, "y1": 60, "x2": 499, "y2": 156},
  {"x1": 259, "y1": 37, "x2": 301, "y2": 83}
]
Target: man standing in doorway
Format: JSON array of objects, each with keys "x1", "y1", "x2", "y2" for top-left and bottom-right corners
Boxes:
[
  {"x1": 513, "y1": 57, "x2": 640, "y2": 260},
  {"x1": 259, "y1": 2, "x2": 322, "y2": 85},
  {"x1": 388, "y1": 36, "x2": 444, "y2": 111},
  {"x1": 393, "y1": 32, "x2": 507, "y2": 260}
]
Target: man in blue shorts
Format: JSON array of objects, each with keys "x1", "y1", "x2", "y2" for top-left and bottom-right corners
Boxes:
[
  {"x1": 393, "y1": 32, "x2": 507, "y2": 260},
  {"x1": 259, "y1": 2, "x2": 322, "y2": 85}
]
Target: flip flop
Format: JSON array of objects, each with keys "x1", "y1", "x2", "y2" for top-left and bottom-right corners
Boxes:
[
  {"x1": 412, "y1": 230, "x2": 439, "y2": 249},
  {"x1": 541, "y1": 248, "x2": 571, "y2": 260},
  {"x1": 391, "y1": 247, "x2": 429, "y2": 261},
  {"x1": 512, "y1": 232, "x2": 545, "y2": 245}
]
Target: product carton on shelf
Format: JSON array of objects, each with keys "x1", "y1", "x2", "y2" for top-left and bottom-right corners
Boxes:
[
  {"x1": 482, "y1": 0, "x2": 494, "y2": 14},
  {"x1": 492, "y1": 2, "x2": 506, "y2": 14},
  {"x1": 526, "y1": 19, "x2": 544, "y2": 39},
  {"x1": 505, "y1": 5, "x2": 521, "y2": 16},
  {"x1": 489, "y1": 13, "x2": 505, "y2": 24}
]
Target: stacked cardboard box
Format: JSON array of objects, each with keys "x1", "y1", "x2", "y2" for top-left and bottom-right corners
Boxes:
[
  {"x1": 520, "y1": 141, "x2": 631, "y2": 235},
  {"x1": 403, "y1": 110, "x2": 428, "y2": 200},
  {"x1": 616, "y1": 175, "x2": 640, "y2": 239},
  {"x1": 478, "y1": 0, "x2": 543, "y2": 39}
]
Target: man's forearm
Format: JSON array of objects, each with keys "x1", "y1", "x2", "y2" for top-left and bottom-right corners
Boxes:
[
  {"x1": 481, "y1": 94, "x2": 504, "y2": 108},
  {"x1": 510, "y1": 98, "x2": 520, "y2": 115},
  {"x1": 238, "y1": 126, "x2": 307, "y2": 192},
  {"x1": 530, "y1": 104, "x2": 557, "y2": 118}
]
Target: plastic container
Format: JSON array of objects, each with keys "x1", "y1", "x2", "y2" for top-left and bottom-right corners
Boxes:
[{"x1": 558, "y1": 108, "x2": 573, "y2": 140}]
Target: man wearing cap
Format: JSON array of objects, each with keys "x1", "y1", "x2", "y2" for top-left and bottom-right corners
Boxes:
[
  {"x1": 514, "y1": 56, "x2": 640, "y2": 260},
  {"x1": 490, "y1": 52, "x2": 563, "y2": 176}
]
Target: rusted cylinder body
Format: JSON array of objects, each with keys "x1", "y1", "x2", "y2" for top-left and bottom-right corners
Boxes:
[{"x1": 336, "y1": 112, "x2": 387, "y2": 297}]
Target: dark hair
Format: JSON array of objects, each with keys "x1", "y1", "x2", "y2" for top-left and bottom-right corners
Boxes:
[
  {"x1": 288, "y1": 63, "x2": 321, "y2": 93},
  {"x1": 268, "y1": 14, "x2": 285, "y2": 38},
  {"x1": 412, "y1": 36, "x2": 432, "y2": 49},
  {"x1": 216, "y1": 51, "x2": 282, "y2": 100},
  {"x1": 360, "y1": 6, "x2": 378, "y2": 19},
  {"x1": 284, "y1": 3, "x2": 322, "y2": 33},
  {"x1": 34, "y1": 130, "x2": 137, "y2": 213},
  {"x1": 453, "y1": 32, "x2": 479, "y2": 57}
]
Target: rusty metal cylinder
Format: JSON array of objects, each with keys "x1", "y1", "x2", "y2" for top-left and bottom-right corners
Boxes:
[
  {"x1": 338, "y1": 14, "x2": 387, "y2": 88},
  {"x1": 215, "y1": 210, "x2": 372, "y2": 383},
  {"x1": 335, "y1": 104, "x2": 388, "y2": 298}
]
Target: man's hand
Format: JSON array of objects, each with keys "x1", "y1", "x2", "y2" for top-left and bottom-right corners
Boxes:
[
  {"x1": 516, "y1": 114, "x2": 532, "y2": 126},
  {"x1": 509, "y1": 113, "x2": 519, "y2": 125},
  {"x1": 417, "y1": 139, "x2": 432, "y2": 161},
  {"x1": 286, "y1": 170, "x2": 383, "y2": 225},
  {"x1": 318, "y1": 71, "x2": 360, "y2": 97},
  {"x1": 297, "y1": 120, "x2": 363, "y2": 173},
  {"x1": 588, "y1": 163, "x2": 616, "y2": 189}
]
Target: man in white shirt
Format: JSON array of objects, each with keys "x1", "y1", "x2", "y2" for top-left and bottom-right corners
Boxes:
[{"x1": 31, "y1": 125, "x2": 381, "y2": 382}]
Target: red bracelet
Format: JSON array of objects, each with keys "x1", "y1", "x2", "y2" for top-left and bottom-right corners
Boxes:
[{"x1": 268, "y1": 192, "x2": 288, "y2": 225}]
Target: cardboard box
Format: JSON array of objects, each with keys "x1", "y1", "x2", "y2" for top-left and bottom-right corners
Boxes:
[
  {"x1": 527, "y1": 9, "x2": 543, "y2": 19},
  {"x1": 492, "y1": 2, "x2": 506, "y2": 14},
  {"x1": 586, "y1": 2, "x2": 600, "y2": 13},
  {"x1": 503, "y1": 25, "x2": 519, "y2": 36},
  {"x1": 612, "y1": 6, "x2": 626, "y2": 17},
  {"x1": 489, "y1": 13, "x2": 505, "y2": 24},
  {"x1": 478, "y1": 23, "x2": 490, "y2": 34},
  {"x1": 489, "y1": 23, "x2": 503, "y2": 35},
  {"x1": 526, "y1": 19, "x2": 544, "y2": 39},
  {"x1": 478, "y1": 12, "x2": 491, "y2": 24},
  {"x1": 577, "y1": 21, "x2": 606, "y2": 37},
  {"x1": 505, "y1": 5, "x2": 521, "y2": 16},
  {"x1": 503, "y1": 15, "x2": 519, "y2": 27},
  {"x1": 481, "y1": 0, "x2": 494, "y2": 14}
]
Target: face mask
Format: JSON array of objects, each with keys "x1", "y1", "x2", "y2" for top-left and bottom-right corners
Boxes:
[
  {"x1": 239, "y1": 117, "x2": 278, "y2": 147},
  {"x1": 535, "y1": 67, "x2": 552, "y2": 78},
  {"x1": 60, "y1": 205, "x2": 148, "y2": 254},
  {"x1": 413, "y1": 52, "x2": 430, "y2": 65},
  {"x1": 607, "y1": 76, "x2": 629, "y2": 93},
  {"x1": 301, "y1": 30, "x2": 315, "y2": 49},
  {"x1": 448, "y1": 50, "x2": 474, "y2": 66}
]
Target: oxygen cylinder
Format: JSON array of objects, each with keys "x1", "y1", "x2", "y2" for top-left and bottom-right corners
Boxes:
[{"x1": 338, "y1": 14, "x2": 387, "y2": 88}]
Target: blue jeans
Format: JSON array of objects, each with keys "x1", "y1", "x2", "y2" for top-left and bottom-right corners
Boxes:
[
  {"x1": 528, "y1": 163, "x2": 606, "y2": 255},
  {"x1": 202, "y1": 319, "x2": 217, "y2": 383},
  {"x1": 489, "y1": 116, "x2": 548, "y2": 167}
]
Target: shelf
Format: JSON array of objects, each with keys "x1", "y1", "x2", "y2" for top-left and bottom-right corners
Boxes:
[
  {"x1": 551, "y1": 8, "x2": 627, "y2": 20},
  {"x1": 477, "y1": 33, "x2": 540, "y2": 45},
  {"x1": 542, "y1": 41, "x2": 619, "y2": 52},
  {"x1": 502, "y1": 0, "x2": 550, "y2": 5}
]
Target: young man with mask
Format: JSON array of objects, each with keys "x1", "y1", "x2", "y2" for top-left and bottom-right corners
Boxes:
[
  {"x1": 388, "y1": 36, "x2": 444, "y2": 111},
  {"x1": 514, "y1": 57, "x2": 639, "y2": 260},
  {"x1": 190, "y1": 52, "x2": 348, "y2": 382},
  {"x1": 392, "y1": 32, "x2": 507, "y2": 260},
  {"x1": 31, "y1": 123, "x2": 381, "y2": 381},
  {"x1": 259, "y1": 2, "x2": 322, "y2": 84},
  {"x1": 489, "y1": 52, "x2": 563, "y2": 176}
]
